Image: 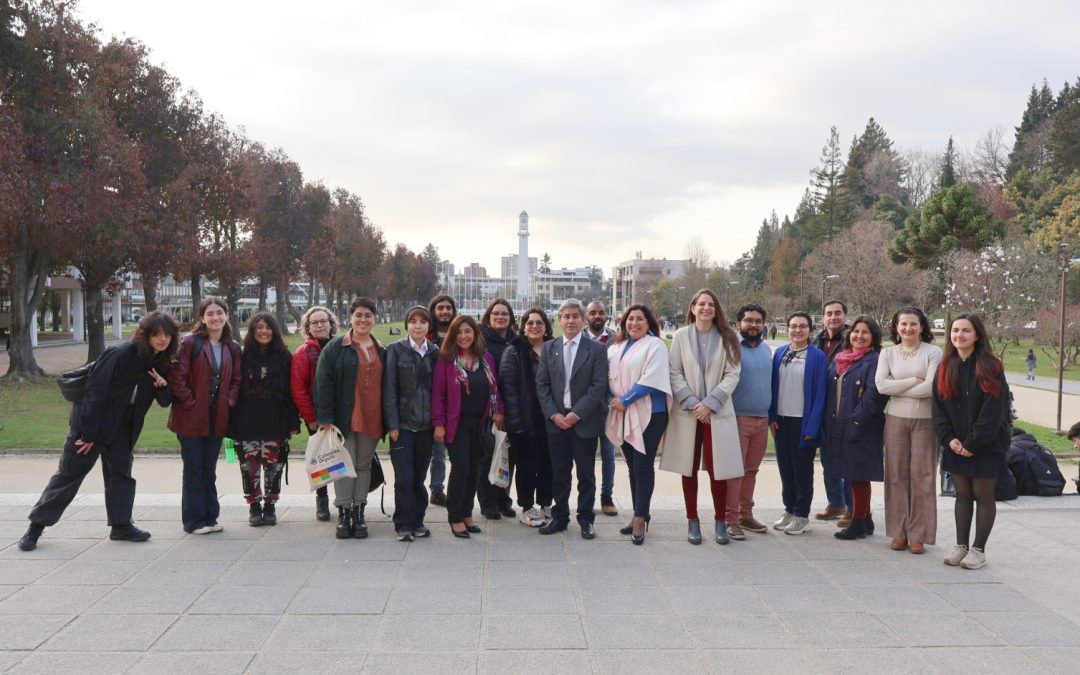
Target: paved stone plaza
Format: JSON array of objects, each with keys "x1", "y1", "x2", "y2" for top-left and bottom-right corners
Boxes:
[{"x1": 0, "y1": 476, "x2": 1079, "y2": 674}]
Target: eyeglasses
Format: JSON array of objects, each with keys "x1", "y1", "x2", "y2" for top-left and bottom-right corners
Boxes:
[
  {"x1": 741, "y1": 319, "x2": 764, "y2": 326},
  {"x1": 524, "y1": 320, "x2": 545, "y2": 327},
  {"x1": 310, "y1": 319, "x2": 330, "y2": 326},
  {"x1": 788, "y1": 324, "x2": 810, "y2": 331}
]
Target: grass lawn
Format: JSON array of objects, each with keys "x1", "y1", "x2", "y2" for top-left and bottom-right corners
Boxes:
[{"x1": 996, "y1": 337, "x2": 1078, "y2": 381}]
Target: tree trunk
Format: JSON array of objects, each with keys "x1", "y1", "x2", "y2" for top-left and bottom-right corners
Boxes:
[
  {"x1": 2, "y1": 237, "x2": 47, "y2": 380},
  {"x1": 85, "y1": 283, "x2": 106, "y2": 362},
  {"x1": 276, "y1": 275, "x2": 290, "y2": 335},
  {"x1": 310, "y1": 268, "x2": 321, "y2": 307},
  {"x1": 225, "y1": 284, "x2": 241, "y2": 334},
  {"x1": 257, "y1": 280, "x2": 267, "y2": 311},
  {"x1": 189, "y1": 269, "x2": 202, "y2": 316},
  {"x1": 143, "y1": 274, "x2": 159, "y2": 312},
  {"x1": 48, "y1": 290, "x2": 61, "y2": 331}
]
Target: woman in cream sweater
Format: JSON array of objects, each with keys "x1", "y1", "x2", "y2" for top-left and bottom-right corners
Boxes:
[{"x1": 874, "y1": 307, "x2": 943, "y2": 555}]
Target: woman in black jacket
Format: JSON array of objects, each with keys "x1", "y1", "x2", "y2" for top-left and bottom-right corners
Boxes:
[
  {"x1": 19, "y1": 311, "x2": 179, "y2": 551},
  {"x1": 383, "y1": 306, "x2": 439, "y2": 542},
  {"x1": 230, "y1": 313, "x2": 299, "y2": 527},
  {"x1": 478, "y1": 298, "x2": 517, "y2": 520},
  {"x1": 932, "y1": 313, "x2": 1010, "y2": 570},
  {"x1": 499, "y1": 308, "x2": 555, "y2": 527}
]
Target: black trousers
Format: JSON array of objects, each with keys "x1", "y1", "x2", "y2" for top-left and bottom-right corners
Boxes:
[
  {"x1": 446, "y1": 417, "x2": 484, "y2": 524},
  {"x1": 775, "y1": 416, "x2": 815, "y2": 518},
  {"x1": 547, "y1": 429, "x2": 597, "y2": 526},
  {"x1": 510, "y1": 431, "x2": 553, "y2": 509},
  {"x1": 390, "y1": 428, "x2": 434, "y2": 531},
  {"x1": 29, "y1": 426, "x2": 136, "y2": 528},
  {"x1": 623, "y1": 412, "x2": 667, "y2": 518}
]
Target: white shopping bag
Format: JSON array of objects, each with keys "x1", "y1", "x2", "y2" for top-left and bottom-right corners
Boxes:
[
  {"x1": 487, "y1": 427, "x2": 512, "y2": 489},
  {"x1": 305, "y1": 425, "x2": 356, "y2": 492}
]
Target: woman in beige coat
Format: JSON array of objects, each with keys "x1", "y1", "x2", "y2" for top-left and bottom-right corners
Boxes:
[{"x1": 661, "y1": 289, "x2": 742, "y2": 545}]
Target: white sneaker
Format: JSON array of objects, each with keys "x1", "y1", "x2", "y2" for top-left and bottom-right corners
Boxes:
[
  {"x1": 960, "y1": 547, "x2": 987, "y2": 570},
  {"x1": 943, "y1": 545, "x2": 969, "y2": 567},
  {"x1": 784, "y1": 516, "x2": 810, "y2": 535},
  {"x1": 520, "y1": 507, "x2": 545, "y2": 527},
  {"x1": 206, "y1": 523, "x2": 224, "y2": 533},
  {"x1": 772, "y1": 512, "x2": 793, "y2": 531},
  {"x1": 191, "y1": 526, "x2": 215, "y2": 535},
  {"x1": 541, "y1": 506, "x2": 553, "y2": 520}
]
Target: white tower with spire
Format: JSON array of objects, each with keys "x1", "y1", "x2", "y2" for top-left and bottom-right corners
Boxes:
[{"x1": 517, "y1": 211, "x2": 530, "y2": 302}]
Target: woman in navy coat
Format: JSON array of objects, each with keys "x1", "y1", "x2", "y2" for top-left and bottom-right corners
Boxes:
[{"x1": 823, "y1": 315, "x2": 888, "y2": 541}]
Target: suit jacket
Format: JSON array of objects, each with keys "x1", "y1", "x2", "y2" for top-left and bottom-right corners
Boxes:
[{"x1": 535, "y1": 333, "x2": 609, "y2": 438}]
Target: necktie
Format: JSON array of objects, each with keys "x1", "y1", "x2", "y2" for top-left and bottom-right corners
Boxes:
[{"x1": 564, "y1": 339, "x2": 575, "y2": 375}]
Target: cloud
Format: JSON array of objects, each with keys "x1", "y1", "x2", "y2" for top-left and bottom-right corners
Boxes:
[{"x1": 78, "y1": 0, "x2": 1080, "y2": 278}]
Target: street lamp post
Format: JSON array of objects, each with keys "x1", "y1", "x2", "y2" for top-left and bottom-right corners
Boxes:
[
  {"x1": 1057, "y1": 248, "x2": 1080, "y2": 433},
  {"x1": 821, "y1": 274, "x2": 840, "y2": 315},
  {"x1": 726, "y1": 281, "x2": 740, "y2": 311}
]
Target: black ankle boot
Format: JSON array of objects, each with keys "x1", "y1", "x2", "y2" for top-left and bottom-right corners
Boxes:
[
  {"x1": 834, "y1": 516, "x2": 868, "y2": 540},
  {"x1": 18, "y1": 523, "x2": 44, "y2": 551},
  {"x1": 864, "y1": 513, "x2": 875, "y2": 535},
  {"x1": 249, "y1": 502, "x2": 264, "y2": 527},
  {"x1": 262, "y1": 502, "x2": 277, "y2": 526},
  {"x1": 315, "y1": 488, "x2": 330, "y2": 522},
  {"x1": 335, "y1": 506, "x2": 351, "y2": 539},
  {"x1": 352, "y1": 504, "x2": 368, "y2": 539}
]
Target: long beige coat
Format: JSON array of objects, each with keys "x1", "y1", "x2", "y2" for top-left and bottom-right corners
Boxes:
[{"x1": 659, "y1": 325, "x2": 743, "y2": 479}]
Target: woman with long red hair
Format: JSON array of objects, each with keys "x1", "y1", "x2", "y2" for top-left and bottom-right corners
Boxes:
[{"x1": 932, "y1": 313, "x2": 1010, "y2": 570}]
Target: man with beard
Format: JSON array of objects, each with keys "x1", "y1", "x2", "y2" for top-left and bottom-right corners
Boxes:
[
  {"x1": 425, "y1": 294, "x2": 457, "y2": 506},
  {"x1": 814, "y1": 299, "x2": 852, "y2": 522},
  {"x1": 584, "y1": 300, "x2": 618, "y2": 516},
  {"x1": 726, "y1": 304, "x2": 773, "y2": 537}
]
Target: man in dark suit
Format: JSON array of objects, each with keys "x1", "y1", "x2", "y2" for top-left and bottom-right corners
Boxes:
[{"x1": 535, "y1": 298, "x2": 609, "y2": 539}]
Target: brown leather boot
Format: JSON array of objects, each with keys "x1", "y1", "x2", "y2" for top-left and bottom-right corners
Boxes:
[
  {"x1": 836, "y1": 510, "x2": 854, "y2": 528},
  {"x1": 815, "y1": 505, "x2": 845, "y2": 521}
]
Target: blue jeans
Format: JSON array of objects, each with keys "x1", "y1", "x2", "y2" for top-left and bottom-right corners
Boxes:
[
  {"x1": 819, "y1": 448, "x2": 853, "y2": 511},
  {"x1": 179, "y1": 435, "x2": 223, "y2": 532},
  {"x1": 429, "y1": 440, "x2": 448, "y2": 492},
  {"x1": 599, "y1": 434, "x2": 615, "y2": 500}
]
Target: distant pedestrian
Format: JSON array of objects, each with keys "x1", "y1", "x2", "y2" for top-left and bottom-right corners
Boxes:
[
  {"x1": 1025, "y1": 349, "x2": 1036, "y2": 380},
  {"x1": 230, "y1": 312, "x2": 299, "y2": 527},
  {"x1": 934, "y1": 314, "x2": 1010, "y2": 570},
  {"x1": 169, "y1": 297, "x2": 243, "y2": 535},
  {"x1": 19, "y1": 311, "x2": 179, "y2": 551}
]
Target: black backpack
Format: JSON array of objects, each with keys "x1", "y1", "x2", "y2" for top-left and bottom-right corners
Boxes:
[
  {"x1": 57, "y1": 347, "x2": 117, "y2": 403},
  {"x1": 1006, "y1": 429, "x2": 1065, "y2": 497}
]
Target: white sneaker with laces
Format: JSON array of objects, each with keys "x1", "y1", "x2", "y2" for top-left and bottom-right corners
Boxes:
[
  {"x1": 784, "y1": 516, "x2": 810, "y2": 535},
  {"x1": 943, "y1": 545, "x2": 969, "y2": 566},
  {"x1": 960, "y1": 547, "x2": 987, "y2": 569},
  {"x1": 772, "y1": 512, "x2": 793, "y2": 531},
  {"x1": 192, "y1": 526, "x2": 215, "y2": 535},
  {"x1": 520, "y1": 507, "x2": 545, "y2": 527}
]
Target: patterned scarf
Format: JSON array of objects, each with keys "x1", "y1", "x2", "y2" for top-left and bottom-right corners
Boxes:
[
  {"x1": 834, "y1": 347, "x2": 871, "y2": 376},
  {"x1": 454, "y1": 354, "x2": 498, "y2": 411}
]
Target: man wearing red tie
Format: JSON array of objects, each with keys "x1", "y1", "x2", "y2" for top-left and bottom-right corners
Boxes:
[{"x1": 585, "y1": 301, "x2": 619, "y2": 517}]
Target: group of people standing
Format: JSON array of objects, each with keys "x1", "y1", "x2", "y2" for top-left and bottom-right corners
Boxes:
[{"x1": 17, "y1": 291, "x2": 1014, "y2": 570}]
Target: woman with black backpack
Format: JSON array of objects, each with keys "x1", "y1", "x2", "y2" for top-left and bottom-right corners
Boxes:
[
  {"x1": 19, "y1": 311, "x2": 179, "y2": 551},
  {"x1": 230, "y1": 312, "x2": 300, "y2": 527},
  {"x1": 932, "y1": 313, "x2": 1010, "y2": 570}
]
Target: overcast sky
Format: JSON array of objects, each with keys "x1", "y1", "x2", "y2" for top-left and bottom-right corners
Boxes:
[{"x1": 79, "y1": 0, "x2": 1079, "y2": 277}]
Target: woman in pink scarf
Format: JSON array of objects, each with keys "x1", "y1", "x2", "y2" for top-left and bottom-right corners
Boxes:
[
  {"x1": 823, "y1": 315, "x2": 887, "y2": 541},
  {"x1": 605, "y1": 305, "x2": 671, "y2": 545}
]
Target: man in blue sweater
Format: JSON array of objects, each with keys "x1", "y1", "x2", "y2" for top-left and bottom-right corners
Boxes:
[{"x1": 727, "y1": 303, "x2": 774, "y2": 539}]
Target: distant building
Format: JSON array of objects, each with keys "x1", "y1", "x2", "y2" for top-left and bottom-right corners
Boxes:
[
  {"x1": 501, "y1": 254, "x2": 538, "y2": 282},
  {"x1": 611, "y1": 255, "x2": 689, "y2": 317},
  {"x1": 463, "y1": 263, "x2": 487, "y2": 278}
]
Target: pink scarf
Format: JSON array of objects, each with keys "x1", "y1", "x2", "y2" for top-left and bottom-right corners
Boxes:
[{"x1": 834, "y1": 347, "x2": 871, "y2": 376}]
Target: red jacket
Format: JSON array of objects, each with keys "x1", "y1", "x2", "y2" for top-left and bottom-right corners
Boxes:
[
  {"x1": 167, "y1": 334, "x2": 242, "y2": 438},
  {"x1": 291, "y1": 337, "x2": 323, "y2": 426}
]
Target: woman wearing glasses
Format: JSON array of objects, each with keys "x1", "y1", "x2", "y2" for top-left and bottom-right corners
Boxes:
[
  {"x1": 478, "y1": 299, "x2": 517, "y2": 520},
  {"x1": 769, "y1": 312, "x2": 828, "y2": 535}
]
